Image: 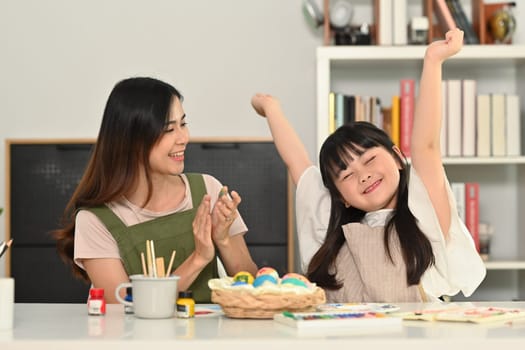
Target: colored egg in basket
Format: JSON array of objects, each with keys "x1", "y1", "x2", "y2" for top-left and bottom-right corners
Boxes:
[
  {"x1": 281, "y1": 277, "x2": 308, "y2": 288},
  {"x1": 233, "y1": 271, "x2": 254, "y2": 285},
  {"x1": 252, "y1": 274, "x2": 278, "y2": 287},
  {"x1": 281, "y1": 272, "x2": 310, "y2": 284},
  {"x1": 255, "y1": 266, "x2": 279, "y2": 280}
]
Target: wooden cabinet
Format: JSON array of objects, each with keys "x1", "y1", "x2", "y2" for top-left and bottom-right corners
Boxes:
[{"x1": 316, "y1": 45, "x2": 525, "y2": 300}]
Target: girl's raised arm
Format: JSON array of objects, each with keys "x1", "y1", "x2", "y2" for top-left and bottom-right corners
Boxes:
[
  {"x1": 251, "y1": 94, "x2": 313, "y2": 185},
  {"x1": 410, "y1": 28, "x2": 464, "y2": 238}
]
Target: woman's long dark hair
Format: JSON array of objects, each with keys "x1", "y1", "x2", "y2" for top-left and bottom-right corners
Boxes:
[
  {"x1": 52, "y1": 77, "x2": 183, "y2": 280},
  {"x1": 307, "y1": 122, "x2": 435, "y2": 290}
]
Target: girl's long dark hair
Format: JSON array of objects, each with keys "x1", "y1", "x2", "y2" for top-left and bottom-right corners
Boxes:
[
  {"x1": 307, "y1": 122, "x2": 435, "y2": 290},
  {"x1": 52, "y1": 77, "x2": 183, "y2": 280}
]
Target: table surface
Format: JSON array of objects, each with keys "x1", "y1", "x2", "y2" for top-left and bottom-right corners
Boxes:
[{"x1": 2, "y1": 302, "x2": 525, "y2": 350}]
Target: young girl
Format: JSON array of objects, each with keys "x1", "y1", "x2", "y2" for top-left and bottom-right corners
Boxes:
[
  {"x1": 54, "y1": 77, "x2": 257, "y2": 303},
  {"x1": 251, "y1": 29, "x2": 485, "y2": 302}
]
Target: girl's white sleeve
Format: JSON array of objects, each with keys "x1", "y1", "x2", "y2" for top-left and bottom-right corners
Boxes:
[
  {"x1": 295, "y1": 166, "x2": 331, "y2": 272},
  {"x1": 408, "y1": 167, "x2": 486, "y2": 298}
]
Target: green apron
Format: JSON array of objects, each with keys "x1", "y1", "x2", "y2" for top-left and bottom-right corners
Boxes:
[{"x1": 87, "y1": 173, "x2": 218, "y2": 303}]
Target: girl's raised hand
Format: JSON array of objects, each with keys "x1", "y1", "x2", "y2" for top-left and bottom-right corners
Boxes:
[
  {"x1": 426, "y1": 28, "x2": 464, "y2": 63},
  {"x1": 251, "y1": 93, "x2": 281, "y2": 118}
]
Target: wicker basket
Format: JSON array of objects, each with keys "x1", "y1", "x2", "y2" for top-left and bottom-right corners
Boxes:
[{"x1": 211, "y1": 287, "x2": 326, "y2": 319}]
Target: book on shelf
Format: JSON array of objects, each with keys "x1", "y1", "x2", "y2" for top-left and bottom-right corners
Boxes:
[
  {"x1": 356, "y1": 97, "x2": 362, "y2": 122},
  {"x1": 452, "y1": 181, "x2": 479, "y2": 251},
  {"x1": 465, "y1": 182, "x2": 480, "y2": 252},
  {"x1": 434, "y1": 0, "x2": 456, "y2": 35},
  {"x1": 345, "y1": 94, "x2": 355, "y2": 123},
  {"x1": 382, "y1": 106, "x2": 393, "y2": 139},
  {"x1": 374, "y1": 0, "x2": 393, "y2": 45},
  {"x1": 461, "y1": 79, "x2": 476, "y2": 157},
  {"x1": 505, "y1": 94, "x2": 521, "y2": 156},
  {"x1": 476, "y1": 94, "x2": 491, "y2": 157},
  {"x1": 335, "y1": 92, "x2": 345, "y2": 129},
  {"x1": 392, "y1": 0, "x2": 407, "y2": 45},
  {"x1": 445, "y1": 0, "x2": 480, "y2": 44},
  {"x1": 368, "y1": 96, "x2": 382, "y2": 128},
  {"x1": 491, "y1": 93, "x2": 506, "y2": 156},
  {"x1": 446, "y1": 79, "x2": 462, "y2": 157},
  {"x1": 329, "y1": 92, "x2": 335, "y2": 134},
  {"x1": 391, "y1": 95, "x2": 400, "y2": 148},
  {"x1": 399, "y1": 79, "x2": 414, "y2": 157}
]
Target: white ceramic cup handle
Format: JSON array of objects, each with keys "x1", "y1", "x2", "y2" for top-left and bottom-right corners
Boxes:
[{"x1": 114, "y1": 282, "x2": 132, "y2": 306}]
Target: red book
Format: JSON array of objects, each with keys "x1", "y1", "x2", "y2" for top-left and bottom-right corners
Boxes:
[
  {"x1": 400, "y1": 79, "x2": 415, "y2": 157},
  {"x1": 465, "y1": 182, "x2": 480, "y2": 252}
]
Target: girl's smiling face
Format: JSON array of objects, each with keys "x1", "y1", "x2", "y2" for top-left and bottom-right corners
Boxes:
[{"x1": 333, "y1": 146, "x2": 403, "y2": 212}]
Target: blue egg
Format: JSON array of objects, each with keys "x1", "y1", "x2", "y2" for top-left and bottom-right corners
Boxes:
[{"x1": 252, "y1": 274, "x2": 278, "y2": 287}]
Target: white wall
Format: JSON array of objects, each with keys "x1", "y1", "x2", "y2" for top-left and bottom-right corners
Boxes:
[
  {"x1": 2, "y1": 0, "x2": 524, "y2": 276},
  {"x1": 0, "y1": 0, "x2": 323, "y2": 276}
]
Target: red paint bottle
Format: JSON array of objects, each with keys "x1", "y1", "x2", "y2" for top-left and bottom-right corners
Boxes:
[{"x1": 87, "y1": 288, "x2": 106, "y2": 316}]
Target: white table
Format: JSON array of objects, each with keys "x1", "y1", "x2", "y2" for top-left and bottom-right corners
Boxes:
[{"x1": 1, "y1": 302, "x2": 525, "y2": 349}]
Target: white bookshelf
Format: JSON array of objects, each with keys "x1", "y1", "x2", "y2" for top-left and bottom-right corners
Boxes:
[{"x1": 316, "y1": 44, "x2": 525, "y2": 300}]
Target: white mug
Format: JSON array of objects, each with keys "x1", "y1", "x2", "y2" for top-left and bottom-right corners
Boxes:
[
  {"x1": 115, "y1": 275, "x2": 180, "y2": 319},
  {"x1": 0, "y1": 278, "x2": 14, "y2": 330}
]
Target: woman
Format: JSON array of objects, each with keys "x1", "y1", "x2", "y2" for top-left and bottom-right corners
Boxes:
[{"x1": 54, "y1": 77, "x2": 257, "y2": 303}]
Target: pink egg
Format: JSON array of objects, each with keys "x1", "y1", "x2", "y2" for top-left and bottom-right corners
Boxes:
[
  {"x1": 256, "y1": 267, "x2": 279, "y2": 280},
  {"x1": 281, "y1": 273, "x2": 310, "y2": 284}
]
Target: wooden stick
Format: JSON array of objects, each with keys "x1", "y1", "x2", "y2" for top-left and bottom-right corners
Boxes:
[
  {"x1": 166, "y1": 250, "x2": 176, "y2": 277},
  {"x1": 150, "y1": 240, "x2": 157, "y2": 278},
  {"x1": 146, "y1": 240, "x2": 153, "y2": 277},
  {"x1": 140, "y1": 252, "x2": 147, "y2": 276},
  {"x1": 155, "y1": 257, "x2": 165, "y2": 278}
]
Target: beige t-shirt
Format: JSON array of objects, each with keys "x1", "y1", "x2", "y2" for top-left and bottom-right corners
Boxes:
[{"x1": 74, "y1": 174, "x2": 248, "y2": 270}]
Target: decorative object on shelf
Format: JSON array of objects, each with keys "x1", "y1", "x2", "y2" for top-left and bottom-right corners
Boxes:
[
  {"x1": 425, "y1": 0, "x2": 479, "y2": 44},
  {"x1": 473, "y1": 0, "x2": 517, "y2": 44},
  {"x1": 302, "y1": 0, "x2": 324, "y2": 29},
  {"x1": 478, "y1": 223, "x2": 494, "y2": 262},
  {"x1": 409, "y1": 16, "x2": 429, "y2": 45},
  {"x1": 334, "y1": 23, "x2": 372, "y2": 46},
  {"x1": 302, "y1": 0, "x2": 353, "y2": 30},
  {"x1": 446, "y1": 0, "x2": 480, "y2": 44},
  {"x1": 329, "y1": 0, "x2": 353, "y2": 30},
  {"x1": 488, "y1": 4, "x2": 516, "y2": 44},
  {"x1": 303, "y1": 0, "x2": 360, "y2": 45}
]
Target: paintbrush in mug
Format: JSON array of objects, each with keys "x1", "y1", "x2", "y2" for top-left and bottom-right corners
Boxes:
[{"x1": 0, "y1": 239, "x2": 13, "y2": 259}]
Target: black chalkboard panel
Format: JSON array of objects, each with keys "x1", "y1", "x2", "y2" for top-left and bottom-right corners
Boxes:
[{"x1": 8, "y1": 140, "x2": 290, "y2": 302}]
